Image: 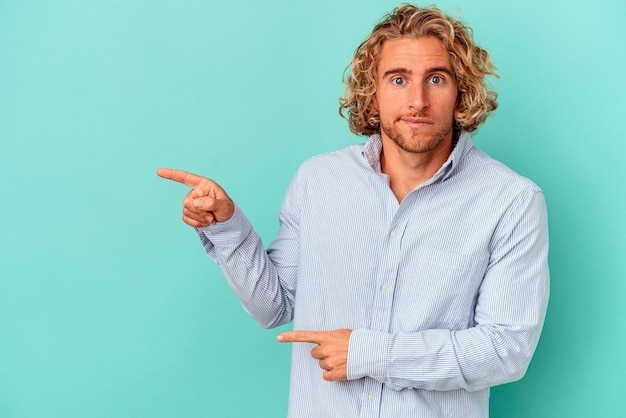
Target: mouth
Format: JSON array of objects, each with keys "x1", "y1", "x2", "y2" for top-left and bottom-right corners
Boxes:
[{"x1": 399, "y1": 117, "x2": 433, "y2": 127}]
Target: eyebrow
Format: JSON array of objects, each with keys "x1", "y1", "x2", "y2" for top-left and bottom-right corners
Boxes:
[{"x1": 382, "y1": 66, "x2": 454, "y2": 78}]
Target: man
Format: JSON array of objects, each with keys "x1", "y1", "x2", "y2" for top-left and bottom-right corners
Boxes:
[{"x1": 158, "y1": 4, "x2": 549, "y2": 417}]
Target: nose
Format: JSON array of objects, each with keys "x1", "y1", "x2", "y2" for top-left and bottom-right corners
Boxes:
[{"x1": 408, "y1": 84, "x2": 429, "y2": 112}]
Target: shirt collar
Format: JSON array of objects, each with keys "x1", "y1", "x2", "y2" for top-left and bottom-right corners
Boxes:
[
  {"x1": 362, "y1": 134, "x2": 385, "y2": 173},
  {"x1": 362, "y1": 130, "x2": 473, "y2": 182}
]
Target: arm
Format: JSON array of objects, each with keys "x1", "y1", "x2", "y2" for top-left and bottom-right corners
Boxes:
[
  {"x1": 347, "y1": 190, "x2": 550, "y2": 391},
  {"x1": 196, "y1": 205, "x2": 297, "y2": 328},
  {"x1": 279, "y1": 190, "x2": 549, "y2": 390},
  {"x1": 157, "y1": 168, "x2": 299, "y2": 329}
]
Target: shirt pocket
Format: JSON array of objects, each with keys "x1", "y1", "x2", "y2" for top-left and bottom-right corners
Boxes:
[{"x1": 392, "y1": 246, "x2": 489, "y2": 331}]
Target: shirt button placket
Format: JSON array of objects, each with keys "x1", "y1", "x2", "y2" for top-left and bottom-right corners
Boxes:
[
  {"x1": 359, "y1": 381, "x2": 383, "y2": 418},
  {"x1": 361, "y1": 215, "x2": 407, "y2": 417}
]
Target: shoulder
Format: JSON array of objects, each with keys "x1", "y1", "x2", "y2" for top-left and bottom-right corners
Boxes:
[
  {"x1": 462, "y1": 147, "x2": 543, "y2": 195},
  {"x1": 296, "y1": 143, "x2": 367, "y2": 177},
  {"x1": 284, "y1": 143, "x2": 373, "y2": 205}
]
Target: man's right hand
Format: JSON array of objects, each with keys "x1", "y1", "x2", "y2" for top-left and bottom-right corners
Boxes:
[{"x1": 157, "y1": 168, "x2": 235, "y2": 228}]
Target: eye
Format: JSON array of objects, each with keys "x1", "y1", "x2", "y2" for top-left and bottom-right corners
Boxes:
[
  {"x1": 430, "y1": 75, "x2": 444, "y2": 85},
  {"x1": 392, "y1": 77, "x2": 405, "y2": 86}
]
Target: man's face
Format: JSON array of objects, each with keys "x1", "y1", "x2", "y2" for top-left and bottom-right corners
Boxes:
[{"x1": 374, "y1": 36, "x2": 458, "y2": 156}]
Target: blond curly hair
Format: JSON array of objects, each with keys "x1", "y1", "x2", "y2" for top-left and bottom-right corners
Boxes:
[{"x1": 339, "y1": 4, "x2": 498, "y2": 136}]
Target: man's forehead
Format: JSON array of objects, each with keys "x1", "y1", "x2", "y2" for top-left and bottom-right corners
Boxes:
[{"x1": 377, "y1": 37, "x2": 453, "y2": 70}]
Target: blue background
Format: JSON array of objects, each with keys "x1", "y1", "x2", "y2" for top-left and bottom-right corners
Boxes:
[{"x1": 1, "y1": 0, "x2": 625, "y2": 416}]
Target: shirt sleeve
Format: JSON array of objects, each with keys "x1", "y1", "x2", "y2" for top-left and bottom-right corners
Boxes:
[
  {"x1": 347, "y1": 189, "x2": 550, "y2": 392},
  {"x1": 195, "y1": 175, "x2": 301, "y2": 329}
]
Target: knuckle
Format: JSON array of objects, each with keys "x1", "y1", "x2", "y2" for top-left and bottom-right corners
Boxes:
[
  {"x1": 291, "y1": 332, "x2": 306, "y2": 342},
  {"x1": 199, "y1": 178, "x2": 212, "y2": 190}
]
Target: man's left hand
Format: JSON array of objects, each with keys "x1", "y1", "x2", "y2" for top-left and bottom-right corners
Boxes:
[{"x1": 277, "y1": 329, "x2": 352, "y2": 381}]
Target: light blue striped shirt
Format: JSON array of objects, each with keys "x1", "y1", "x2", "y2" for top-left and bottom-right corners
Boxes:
[{"x1": 197, "y1": 132, "x2": 549, "y2": 417}]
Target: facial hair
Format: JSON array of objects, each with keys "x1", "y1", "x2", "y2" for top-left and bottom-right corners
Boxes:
[{"x1": 380, "y1": 117, "x2": 453, "y2": 154}]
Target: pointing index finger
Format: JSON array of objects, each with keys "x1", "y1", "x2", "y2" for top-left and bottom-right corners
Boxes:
[
  {"x1": 156, "y1": 168, "x2": 205, "y2": 189},
  {"x1": 277, "y1": 331, "x2": 323, "y2": 344}
]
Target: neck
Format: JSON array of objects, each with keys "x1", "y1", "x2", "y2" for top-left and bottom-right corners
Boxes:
[{"x1": 380, "y1": 135, "x2": 455, "y2": 203}]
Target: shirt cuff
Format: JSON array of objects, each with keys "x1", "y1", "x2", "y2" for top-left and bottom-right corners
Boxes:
[
  {"x1": 196, "y1": 205, "x2": 252, "y2": 247},
  {"x1": 347, "y1": 328, "x2": 389, "y2": 382}
]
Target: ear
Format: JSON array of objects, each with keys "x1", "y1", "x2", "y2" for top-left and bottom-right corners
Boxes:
[{"x1": 369, "y1": 95, "x2": 379, "y2": 114}]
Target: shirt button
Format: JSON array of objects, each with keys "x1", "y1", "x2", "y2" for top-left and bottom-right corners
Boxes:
[
  {"x1": 381, "y1": 284, "x2": 389, "y2": 292},
  {"x1": 368, "y1": 393, "x2": 375, "y2": 401},
  {"x1": 390, "y1": 231, "x2": 397, "y2": 238}
]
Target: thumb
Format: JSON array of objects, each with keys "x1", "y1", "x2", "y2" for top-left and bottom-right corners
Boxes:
[{"x1": 193, "y1": 196, "x2": 235, "y2": 222}]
